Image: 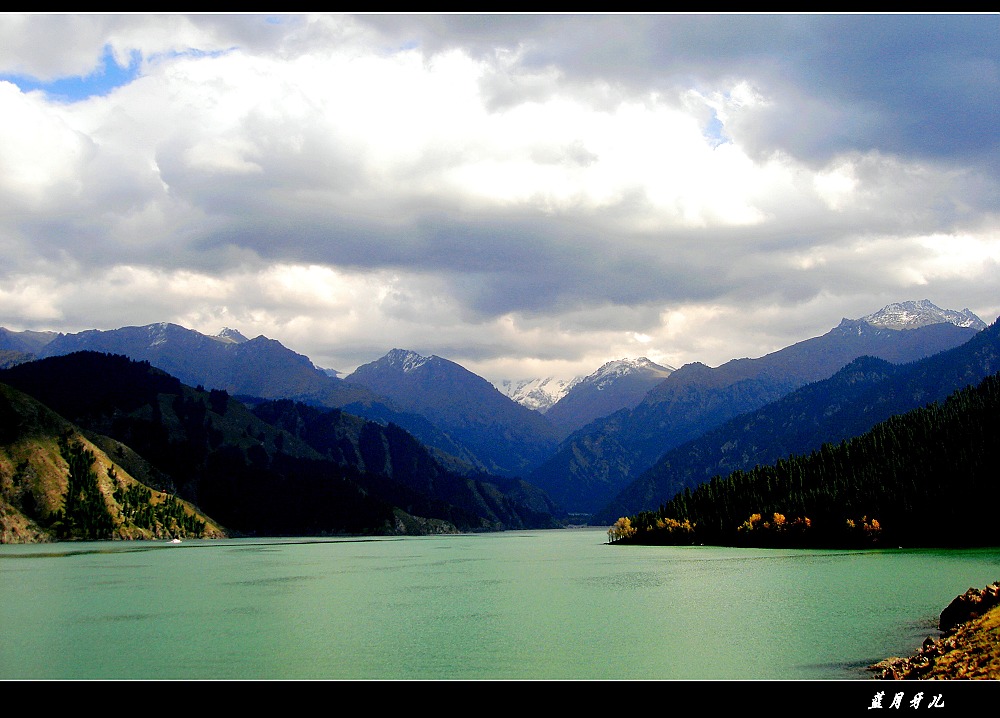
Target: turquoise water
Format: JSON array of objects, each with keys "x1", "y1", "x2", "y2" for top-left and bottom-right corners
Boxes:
[{"x1": 2, "y1": 528, "x2": 999, "y2": 680}]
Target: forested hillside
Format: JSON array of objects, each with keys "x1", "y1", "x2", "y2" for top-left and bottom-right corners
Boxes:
[{"x1": 610, "y1": 371, "x2": 1000, "y2": 548}]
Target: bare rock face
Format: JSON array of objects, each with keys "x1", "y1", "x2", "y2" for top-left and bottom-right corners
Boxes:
[{"x1": 939, "y1": 582, "x2": 1000, "y2": 632}]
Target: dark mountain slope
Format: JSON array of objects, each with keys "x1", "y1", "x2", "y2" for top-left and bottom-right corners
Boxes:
[
  {"x1": 250, "y1": 399, "x2": 561, "y2": 530},
  {"x1": 1, "y1": 350, "x2": 35, "y2": 370},
  {"x1": 0, "y1": 352, "x2": 393, "y2": 536}
]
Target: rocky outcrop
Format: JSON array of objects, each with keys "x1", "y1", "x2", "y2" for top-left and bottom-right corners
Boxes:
[
  {"x1": 870, "y1": 581, "x2": 1000, "y2": 680},
  {"x1": 939, "y1": 582, "x2": 1000, "y2": 632}
]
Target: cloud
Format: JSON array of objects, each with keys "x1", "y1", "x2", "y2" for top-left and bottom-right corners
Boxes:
[{"x1": 0, "y1": 13, "x2": 998, "y2": 384}]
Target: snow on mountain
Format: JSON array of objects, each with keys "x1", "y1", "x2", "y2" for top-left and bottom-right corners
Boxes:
[
  {"x1": 585, "y1": 357, "x2": 676, "y2": 390},
  {"x1": 498, "y1": 358, "x2": 675, "y2": 413},
  {"x1": 860, "y1": 299, "x2": 986, "y2": 331},
  {"x1": 381, "y1": 348, "x2": 433, "y2": 373},
  {"x1": 147, "y1": 322, "x2": 172, "y2": 347},
  {"x1": 215, "y1": 327, "x2": 250, "y2": 344},
  {"x1": 540, "y1": 356, "x2": 677, "y2": 436},
  {"x1": 496, "y1": 376, "x2": 583, "y2": 413}
]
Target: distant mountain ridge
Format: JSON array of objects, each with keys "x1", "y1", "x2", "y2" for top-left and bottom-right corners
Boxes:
[
  {"x1": 30, "y1": 322, "x2": 374, "y2": 407},
  {"x1": 859, "y1": 299, "x2": 986, "y2": 330},
  {"x1": 0, "y1": 327, "x2": 60, "y2": 354},
  {"x1": 527, "y1": 300, "x2": 987, "y2": 517}
]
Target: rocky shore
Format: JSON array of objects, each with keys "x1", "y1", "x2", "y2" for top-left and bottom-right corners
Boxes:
[{"x1": 869, "y1": 581, "x2": 1000, "y2": 680}]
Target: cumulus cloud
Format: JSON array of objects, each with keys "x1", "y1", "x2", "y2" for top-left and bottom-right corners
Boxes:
[{"x1": 0, "y1": 13, "x2": 998, "y2": 384}]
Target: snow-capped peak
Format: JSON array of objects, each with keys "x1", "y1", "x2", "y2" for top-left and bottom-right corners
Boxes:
[
  {"x1": 584, "y1": 357, "x2": 676, "y2": 390},
  {"x1": 384, "y1": 348, "x2": 432, "y2": 373},
  {"x1": 496, "y1": 376, "x2": 582, "y2": 413},
  {"x1": 497, "y1": 357, "x2": 676, "y2": 411},
  {"x1": 215, "y1": 327, "x2": 249, "y2": 344},
  {"x1": 860, "y1": 300, "x2": 986, "y2": 331}
]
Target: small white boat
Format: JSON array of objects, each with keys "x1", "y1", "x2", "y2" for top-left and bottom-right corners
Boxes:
[{"x1": 168, "y1": 538, "x2": 182, "y2": 544}]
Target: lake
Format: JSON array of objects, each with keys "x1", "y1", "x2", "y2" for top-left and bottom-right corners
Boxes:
[{"x1": 2, "y1": 527, "x2": 999, "y2": 680}]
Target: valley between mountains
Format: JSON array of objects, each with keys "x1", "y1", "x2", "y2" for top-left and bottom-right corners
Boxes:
[{"x1": 1, "y1": 298, "x2": 997, "y2": 547}]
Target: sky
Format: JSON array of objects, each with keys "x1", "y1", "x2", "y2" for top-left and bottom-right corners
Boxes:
[{"x1": 1, "y1": 13, "x2": 998, "y2": 384}]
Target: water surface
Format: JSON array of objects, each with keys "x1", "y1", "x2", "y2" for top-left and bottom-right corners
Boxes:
[{"x1": 2, "y1": 528, "x2": 998, "y2": 680}]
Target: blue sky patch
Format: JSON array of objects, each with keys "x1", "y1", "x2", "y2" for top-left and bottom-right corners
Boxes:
[
  {"x1": 1, "y1": 44, "x2": 142, "y2": 102},
  {"x1": 703, "y1": 109, "x2": 727, "y2": 147}
]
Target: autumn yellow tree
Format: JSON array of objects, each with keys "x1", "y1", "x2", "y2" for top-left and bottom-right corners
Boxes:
[
  {"x1": 738, "y1": 513, "x2": 764, "y2": 533},
  {"x1": 608, "y1": 517, "x2": 637, "y2": 542},
  {"x1": 738, "y1": 512, "x2": 811, "y2": 541},
  {"x1": 655, "y1": 517, "x2": 696, "y2": 535}
]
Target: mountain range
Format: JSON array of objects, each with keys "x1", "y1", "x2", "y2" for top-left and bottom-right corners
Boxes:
[
  {"x1": 1, "y1": 326, "x2": 677, "y2": 484},
  {"x1": 526, "y1": 300, "x2": 987, "y2": 516},
  {"x1": 3, "y1": 324, "x2": 548, "y2": 479},
  {"x1": 0, "y1": 298, "x2": 991, "y2": 534},
  {"x1": 32, "y1": 322, "x2": 375, "y2": 408}
]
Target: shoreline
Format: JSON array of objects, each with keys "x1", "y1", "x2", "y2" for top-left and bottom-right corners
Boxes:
[{"x1": 869, "y1": 581, "x2": 1000, "y2": 680}]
